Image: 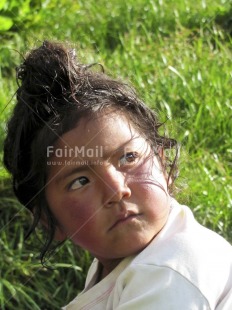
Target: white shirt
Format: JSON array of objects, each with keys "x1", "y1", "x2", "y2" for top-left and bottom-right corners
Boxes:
[{"x1": 63, "y1": 199, "x2": 232, "y2": 309}]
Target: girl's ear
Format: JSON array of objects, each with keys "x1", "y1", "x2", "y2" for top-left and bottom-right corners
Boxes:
[
  {"x1": 53, "y1": 226, "x2": 67, "y2": 241},
  {"x1": 40, "y1": 214, "x2": 67, "y2": 241},
  {"x1": 158, "y1": 147, "x2": 172, "y2": 186},
  {"x1": 157, "y1": 146, "x2": 166, "y2": 171}
]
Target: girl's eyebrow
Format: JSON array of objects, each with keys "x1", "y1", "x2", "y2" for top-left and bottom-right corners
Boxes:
[
  {"x1": 55, "y1": 164, "x2": 92, "y2": 185},
  {"x1": 104, "y1": 136, "x2": 142, "y2": 159},
  {"x1": 54, "y1": 137, "x2": 143, "y2": 184}
]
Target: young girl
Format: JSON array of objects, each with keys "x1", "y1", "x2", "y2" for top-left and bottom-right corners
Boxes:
[{"x1": 4, "y1": 41, "x2": 232, "y2": 309}]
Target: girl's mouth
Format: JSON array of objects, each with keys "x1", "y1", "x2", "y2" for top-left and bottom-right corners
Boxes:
[{"x1": 109, "y1": 213, "x2": 141, "y2": 231}]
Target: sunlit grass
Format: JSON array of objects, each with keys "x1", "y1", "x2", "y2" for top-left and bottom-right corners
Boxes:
[{"x1": 0, "y1": 0, "x2": 231, "y2": 308}]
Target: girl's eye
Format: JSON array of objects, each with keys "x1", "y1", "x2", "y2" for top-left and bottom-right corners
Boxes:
[
  {"x1": 69, "y1": 176, "x2": 89, "y2": 190},
  {"x1": 119, "y1": 152, "x2": 139, "y2": 166}
]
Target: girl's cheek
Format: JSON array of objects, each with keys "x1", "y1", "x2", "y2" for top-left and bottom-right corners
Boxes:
[
  {"x1": 63, "y1": 198, "x2": 100, "y2": 246},
  {"x1": 65, "y1": 197, "x2": 94, "y2": 221},
  {"x1": 128, "y1": 156, "x2": 157, "y2": 181}
]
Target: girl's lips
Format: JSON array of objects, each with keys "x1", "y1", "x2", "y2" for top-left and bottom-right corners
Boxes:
[{"x1": 109, "y1": 213, "x2": 141, "y2": 231}]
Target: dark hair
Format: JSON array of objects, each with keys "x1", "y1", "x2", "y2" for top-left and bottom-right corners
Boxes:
[{"x1": 3, "y1": 40, "x2": 179, "y2": 264}]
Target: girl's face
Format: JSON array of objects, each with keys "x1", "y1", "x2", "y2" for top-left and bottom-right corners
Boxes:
[{"x1": 45, "y1": 111, "x2": 171, "y2": 268}]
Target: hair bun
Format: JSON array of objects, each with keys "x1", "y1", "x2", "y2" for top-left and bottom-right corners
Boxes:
[
  {"x1": 14, "y1": 41, "x2": 82, "y2": 124},
  {"x1": 16, "y1": 41, "x2": 73, "y2": 98}
]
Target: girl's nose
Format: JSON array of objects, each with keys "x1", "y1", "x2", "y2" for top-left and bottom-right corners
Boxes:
[{"x1": 100, "y1": 165, "x2": 131, "y2": 207}]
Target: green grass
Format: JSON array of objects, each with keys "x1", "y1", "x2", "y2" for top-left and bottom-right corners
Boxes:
[
  {"x1": 0, "y1": 183, "x2": 91, "y2": 309},
  {"x1": 0, "y1": 0, "x2": 232, "y2": 308}
]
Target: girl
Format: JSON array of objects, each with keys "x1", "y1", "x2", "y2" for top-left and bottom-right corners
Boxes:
[{"x1": 4, "y1": 41, "x2": 232, "y2": 309}]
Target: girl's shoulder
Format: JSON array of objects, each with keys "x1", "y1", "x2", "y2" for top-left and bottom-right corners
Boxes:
[
  {"x1": 132, "y1": 198, "x2": 232, "y2": 267},
  {"x1": 115, "y1": 201, "x2": 232, "y2": 309}
]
